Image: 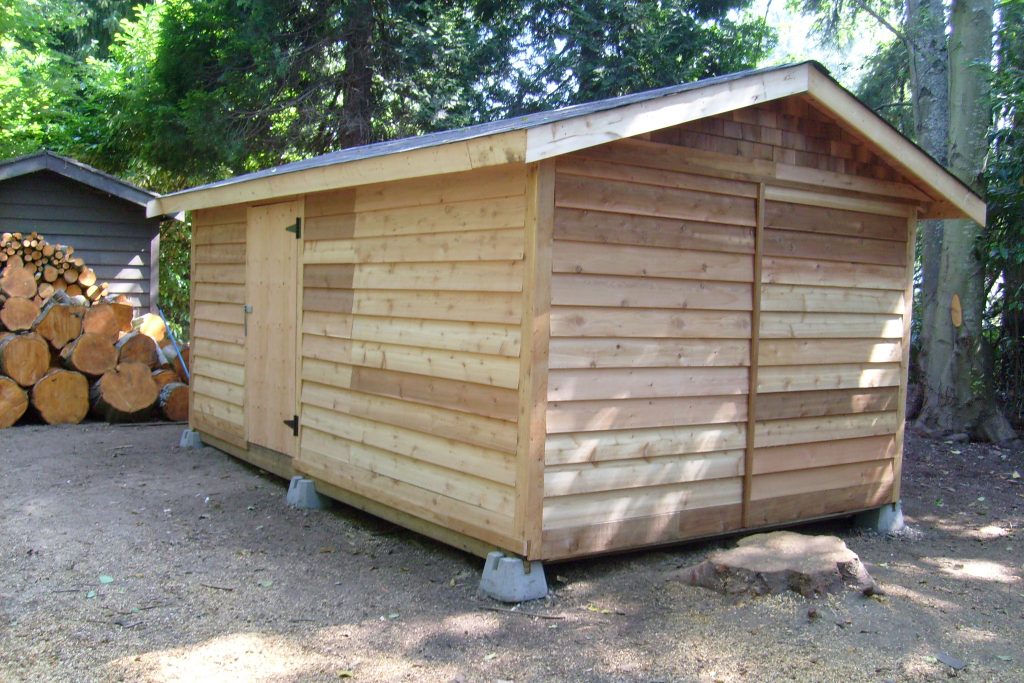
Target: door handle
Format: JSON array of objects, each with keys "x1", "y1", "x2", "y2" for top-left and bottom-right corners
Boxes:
[{"x1": 243, "y1": 303, "x2": 253, "y2": 335}]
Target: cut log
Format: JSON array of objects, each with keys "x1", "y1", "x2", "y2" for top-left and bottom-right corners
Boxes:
[
  {"x1": 159, "y1": 339, "x2": 190, "y2": 383},
  {"x1": 31, "y1": 368, "x2": 89, "y2": 425},
  {"x1": 0, "y1": 333, "x2": 50, "y2": 387},
  {"x1": 158, "y1": 382, "x2": 189, "y2": 422},
  {"x1": 37, "y1": 283, "x2": 55, "y2": 300},
  {"x1": 152, "y1": 368, "x2": 179, "y2": 390},
  {"x1": 0, "y1": 375, "x2": 28, "y2": 428},
  {"x1": 135, "y1": 313, "x2": 167, "y2": 343},
  {"x1": 90, "y1": 362, "x2": 159, "y2": 422},
  {"x1": 0, "y1": 265, "x2": 36, "y2": 298},
  {"x1": 667, "y1": 531, "x2": 875, "y2": 598},
  {"x1": 0, "y1": 296, "x2": 41, "y2": 331},
  {"x1": 116, "y1": 331, "x2": 160, "y2": 368},
  {"x1": 83, "y1": 302, "x2": 134, "y2": 340},
  {"x1": 78, "y1": 267, "x2": 97, "y2": 288},
  {"x1": 42, "y1": 264, "x2": 59, "y2": 283},
  {"x1": 60, "y1": 332, "x2": 117, "y2": 377},
  {"x1": 32, "y1": 297, "x2": 85, "y2": 349}
]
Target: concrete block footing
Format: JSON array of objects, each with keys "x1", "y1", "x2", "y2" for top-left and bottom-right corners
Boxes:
[
  {"x1": 479, "y1": 551, "x2": 548, "y2": 603},
  {"x1": 286, "y1": 476, "x2": 328, "y2": 510},
  {"x1": 854, "y1": 501, "x2": 905, "y2": 534},
  {"x1": 179, "y1": 429, "x2": 203, "y2": 449}
]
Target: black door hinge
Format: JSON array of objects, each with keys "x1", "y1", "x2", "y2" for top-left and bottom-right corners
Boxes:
[
  {"x1": 285, "y1": 217, "x2": 301, "y2": 238},
  {"x1": 283, "y1": 415, "x2": 299, "y2": 436}
]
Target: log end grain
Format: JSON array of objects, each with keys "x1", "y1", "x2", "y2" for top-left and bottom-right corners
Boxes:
[
  {"x1": 31, "y1": 368, "x2": 89, "y2": 425},
  {"x1": 116, "y1": 331, "x2": 160, "y2": 368},
  {"x1": 0, "y1": 334, "x2": 50, "y2": 387},
  {"x1": 158, "y1": 382, "x2": 189, "y2": 422},
  {"x1": 61, "y1": 332, "x2": 118, "y2": 378},
  {"x1": 90, "y1": 362, "x2": 159, "y2": 422},
  {"x1": 1, "y1": 296, "x2": 42, "y2": 331},
  {"x1": 0, "y1": 375, "x2": 28, "y2": 428},
  {"x1": 0, "y1": 266, "x2": 37, "y2": 299}
]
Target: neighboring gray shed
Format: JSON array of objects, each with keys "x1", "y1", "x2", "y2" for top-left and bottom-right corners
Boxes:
[{"x1": 0, "y1": 150, "x2": 166, "y2": 311}]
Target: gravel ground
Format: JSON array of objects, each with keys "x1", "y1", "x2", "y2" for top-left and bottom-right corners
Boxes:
[{"x1": 1, "y1": 423, "x2": 1022, "y2": 682}]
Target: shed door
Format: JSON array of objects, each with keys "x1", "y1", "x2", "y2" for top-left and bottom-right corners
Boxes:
[{"x1": 245, "y1": 200, "x2": 303, "y2": 457}]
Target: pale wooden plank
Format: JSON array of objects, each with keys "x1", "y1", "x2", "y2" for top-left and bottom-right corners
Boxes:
[
  {"x1": 551, "y1": 307, "x2": 751, "y2": 339},
  {"x1": 756, "y1": 387, "x2": 899, "y2": 420},
  {"x1": 754, "y1": 412, "x2": 899, "y2": 448},
  {"x1": 551, "y1": 273, "x2": 752, "y2": 311},
  {"x1": 303, "y1": 228, "x2": 524, "y2": 265},
  {"x1": 194, "y1": 282, "x2": 245, "y2": 305},
  {"x1": 191, "y1": 337, "x2": 245, "y2": 366},
  {"x1": 302, "y1": 334, "x2": 520, "y2": 389},
  {"x1": 753, "y1": 435, "x2": 898, "y2": 475},
  {"x1": 553, "y1": 241, "x2": 752, "y2": 282},
  {"x1": 760, "y1": 312, "x2": 904, "y2": 339},
  {"x1": 547, "y1": 396, "x2": 747, "y2": 433},
  {"x1": 191, "y1": 319, "x2": 244, "y2": 345},
  {"x1": 302, "y1": 405, "x2": 516, "y2": 486},
  {"x1": 541, "y1": 503, "x2": 743, "y2": 560},
  {"x1": 298, "y1": 442, "x2": 519, "y2": 550},
  {"x1": 302, "y1": 312, "x2": 522, "y2": 358},
  {"x1": 192, "y1": 221, "x2": 247, "y2": 246},
  {"x1": 764, "y1": 200, "x2": 907, "y2": 241},
  {"x1": 751, "y1": 458, "x2": 895, "y2": 501},
  {"x1": 350, "y1": 290, "x2": 522, "y2": 325},
  {"x1": 542, "y1": 478, "x2": 743, "y2": 529},
  {"x1": 302, "y1": 287, "x2": 353, "y2": 314},
  {"x1": 544, "y1": 449, "x2": 744, "y2": 497},
  {"x1": 757, "y1": 363, "x2": 902, "y2": 392},
  {"x1": 192, "y1": 375, "x2": 244, "y2": 406},
  {"x1": 761, "y1": 256, "x2": 906, "y2": 289},
  {"x1": 194, "y1": 243, "x2": 245, "y2": 265},
  {"x1": 192, "y1": 393, "x2": 244, "y2": 426},
  {"x1": 303, "y1": 195, "x2": 525, "y2": 240},
  {"x1": 302, "y1": 427, "x2": 515, "y2": 516},
  {"x1": 194, "y1": 263, "x2": 245, "y2": 285},
  {"x1": 764, "y1": 228, "x2": 906, "y2": 267},
  {"x1": 554, "y1": 208, "x2": 754, "y2": 255},
  {"x1": 763, "y1": 185, "x2": 913, "y2": 217},
  {"x1": 192, "y1": 354, "x2": 245, "y2": 387},
  {"x1": 300, "y1": 378, "x2": 519, "y2": 450},
  {"x1": 545, "y1": 423, "x2": 747, "y2": 465},
  {"x1": 193, "y1": 205, "x2": 248, "y2": 228},
  {"x1": 761, "y1": 284, "x2": 904, "y2": 314},
  {"x1": 893, "y1": 215, "x2": 917, "y2": 502},
  {"x1": 556, "y1": 154, "x2": 758, "y2": 198},
  {"x1": 549, "y1": 338, "x2": 750, "y2": 369},
  {"x1": 298, "y1": 358, "x2": 354, "y2": 391},
  {"x1": 746, "y1": 479, "x2": 894, "y2": 527},
  {"x1": 349, "y1": 163, "x2": 528, "y2": 213},
  {"x1": 556, "y1": 174, "x2": 756, "y2": 227},
  {"x1": 324, "y1": 261, "x2": 525, "y2": 293},
  {"x1": 758, "y1": 339, "x2": 902, "y2": 366},
  {"x1": 548, "y1": 367, "x2": 748, "y2": 401},
  {"x1": 194, "y1": 302, "x2": 245, "y2": 326}
]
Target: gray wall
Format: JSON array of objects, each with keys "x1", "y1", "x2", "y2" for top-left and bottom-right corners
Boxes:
[{"x1": 0, "y1": 170, "x2": 160, "y2": 311}]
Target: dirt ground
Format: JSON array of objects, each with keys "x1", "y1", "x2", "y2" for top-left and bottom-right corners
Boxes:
[{"x1": 1, "y1": 424, "x2": 1021, "y2": 683}]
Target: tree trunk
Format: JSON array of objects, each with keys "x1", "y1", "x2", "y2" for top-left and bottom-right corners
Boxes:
[
  {"x1": 914, "y1": 0, "x2": 1014, "y2": 440},
  {"x1": 339, "y1": 0, "x2": 375, "y2": 149},
  {"x1": 31, "y1": 368, "x2": 89, "y2": 425}
]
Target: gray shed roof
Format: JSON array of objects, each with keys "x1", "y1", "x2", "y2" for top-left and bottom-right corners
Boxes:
[
  {"x1": 0, "y1": 150, "x2": 158, "y2": 208},
  {"x1": 162, "y1": 61, "x2": 827, "y2": 200}
]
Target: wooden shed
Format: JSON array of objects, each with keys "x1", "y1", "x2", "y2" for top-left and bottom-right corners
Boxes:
[
  {"x1": 0, "y1": 150, "x2": 167, "y2": 311},
  {"x1": 149, "y1": 62, "x2": 984, "y2": 561}
]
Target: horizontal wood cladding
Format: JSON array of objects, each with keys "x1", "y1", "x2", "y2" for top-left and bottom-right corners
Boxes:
[
  {"x1": 295, "y1": 166, "x2": 528, "y2": 547},
  {"x1": 542, "y1": 155, "x2": 754, "y2": 555},
  {"x1": 190, "y1": 206, "x2": 247, "y2": 448}
]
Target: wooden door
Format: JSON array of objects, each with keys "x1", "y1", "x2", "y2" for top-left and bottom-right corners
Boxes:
[{"x1": 245, "y1": 200, "x2": 302, "y2": 457}]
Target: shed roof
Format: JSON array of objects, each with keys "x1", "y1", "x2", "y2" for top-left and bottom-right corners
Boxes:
[
  {"x1": 0, "y1": 150, "x2": 160, "y2": 208},
  {"x1": 148, "y1": 61, "x2": 985, "y2": 224}
]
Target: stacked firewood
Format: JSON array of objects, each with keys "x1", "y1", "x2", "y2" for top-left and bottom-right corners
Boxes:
[
  {"x1": 0, "y1": 231, "x2": 109, "y2": 302},
  {"x1": 0, "y1": 241, "x2": 190, "y2": 429}
]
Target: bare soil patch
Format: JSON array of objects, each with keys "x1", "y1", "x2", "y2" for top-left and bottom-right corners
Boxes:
[{"x1": 1, "y1": 424, "x2": 1021, "y2": 682}]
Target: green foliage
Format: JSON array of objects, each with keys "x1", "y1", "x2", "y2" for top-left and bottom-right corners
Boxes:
[
  {"x1": 159, "y1": 217, "x2": 191, "y2": 341},
  {"x1": 856, "y1": 39, "x2": 913, "y2": 136}
]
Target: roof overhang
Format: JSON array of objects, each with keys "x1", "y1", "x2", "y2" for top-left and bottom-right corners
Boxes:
[{"x1": 148, "y1": 62, "x2": 984, "y2": 225}]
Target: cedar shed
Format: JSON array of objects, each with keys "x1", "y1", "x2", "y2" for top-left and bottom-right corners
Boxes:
[
  {"x1": 149, "y1": 62, "x2": 984, "y2": 562},
  {"x1": 0, "y1": 150, "x2": 165, "y2": 310}
]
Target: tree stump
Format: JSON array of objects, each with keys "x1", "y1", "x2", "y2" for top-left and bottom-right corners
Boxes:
[
  {"x1": 1, "y1": 296, "x2": 41, "y2": 331},
  {"x1": 667, "y1": 531, "x2": 875, "y2": 598},
  {"x1": 116, "y1": 331, "x2": 160, "y2": 368},
  {"x1": 90, "y1": 362, "x2": 159, "y2": 422},
  {"x1": 158, "y1": 382, "x2": 189, "y2": 422},
  {"x1": 0, "y1": 375, "x2": 28, "y2": 428},
  {"x1": 0, "y1": 334, "x2": 50, "y2": 387},
  {"x1": 60, "y1": 332, "x2": 117, "y2": 377},
  {"x1": 31, "y1": 368, "x2": 89, "y2": 425}
]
